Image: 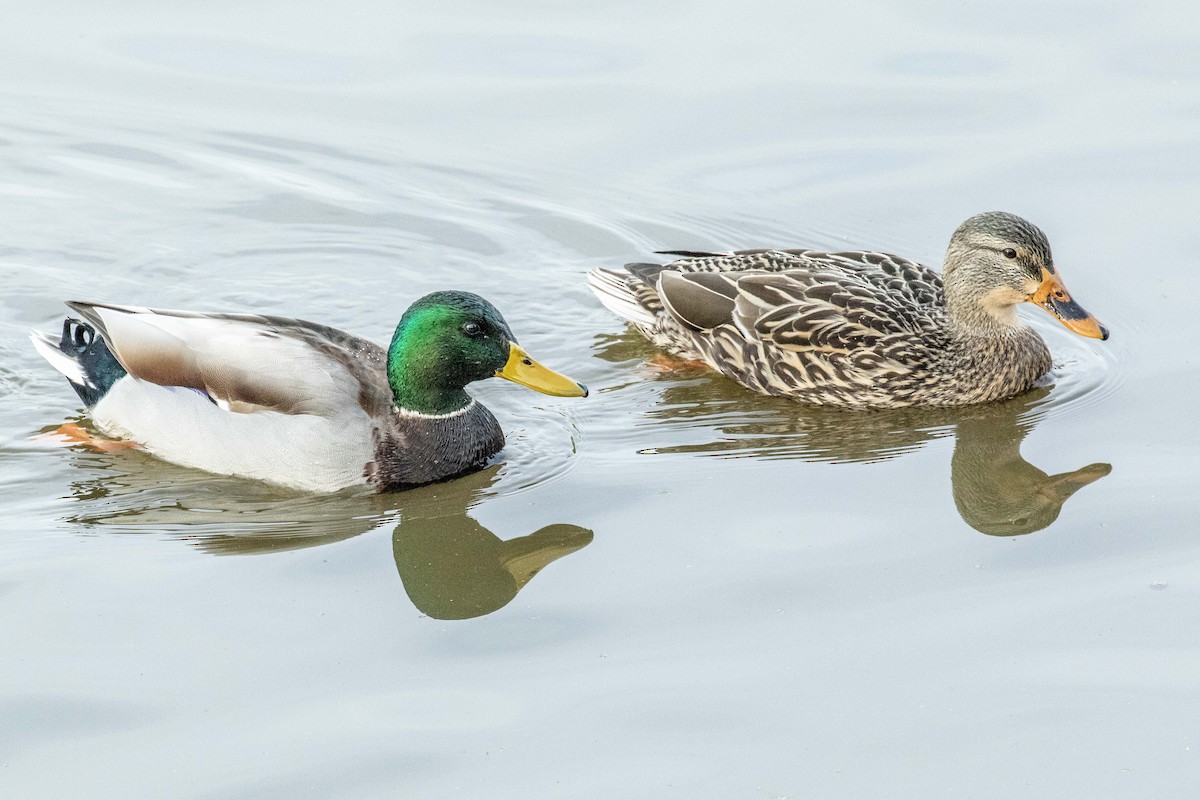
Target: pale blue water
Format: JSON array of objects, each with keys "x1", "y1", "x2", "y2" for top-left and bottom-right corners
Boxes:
[{"x1": 2, "y1": 1, "x2": 1199, "y2": 798}]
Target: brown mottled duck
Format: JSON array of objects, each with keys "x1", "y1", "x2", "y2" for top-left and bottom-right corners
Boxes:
[{"x1": 588, "y1": 212, "x2": 1107, "y2": 408}]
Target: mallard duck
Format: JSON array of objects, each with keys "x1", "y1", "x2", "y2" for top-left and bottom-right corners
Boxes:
[
  {"x1": 30, "y1": 292, "x2": 587, "y2": 493},
  {"x1": 588, "y1": 211, "x2": 1107, "y2": 408}
]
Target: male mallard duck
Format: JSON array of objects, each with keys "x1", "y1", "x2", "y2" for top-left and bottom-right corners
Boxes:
[
  {"x1": 30, "y1": 292, "x2": 587, "y2": 492},
  {"x1": 588, "y1": 211, "x2": 1107, "y2": 408}
]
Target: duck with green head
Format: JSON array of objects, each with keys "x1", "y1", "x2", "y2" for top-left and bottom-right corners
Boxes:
[
  {"x1": 30, "y1": 290, "x2": 587, "y2": 492},
  {"x1": 588, "y1": 211, "x2": 1108, "y2": 408}
]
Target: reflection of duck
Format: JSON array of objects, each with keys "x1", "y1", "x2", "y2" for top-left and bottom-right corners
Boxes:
[
  {"x1": 589, "y1": 212, "x2": 1107, "y2": 408},
  {"x1": 951, "y1": 410, "x2": 1111, "y2": 536},
  {"x1": 47, "y1": 432, "x2": 398, "y2": 552},
  {"x1": 594, "y1": 332, "x2": 1109, "y2": 534},
  {"x1": 390, "y1": 467, "x2": 592, "y2": 619},
  {"x1": 53, "y1": 448, "x2": 591, "y2": 615}
]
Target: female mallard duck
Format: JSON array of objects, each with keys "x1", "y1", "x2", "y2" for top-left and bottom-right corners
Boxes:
[
  {"x1": 588, "y1": 211, "x2": 1108, "y2": 409},
  {"x1": 30, "y1": 292, "x2": 587, "y2": 492}
]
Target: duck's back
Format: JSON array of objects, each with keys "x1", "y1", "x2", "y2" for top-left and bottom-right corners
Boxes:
[
  {"x1": 653, "y1": 247, "x2": 944, "y2": 306},
  {"x1": 591, "y1": 248, "x2": 968, "y2": 407},
  {"x1": 55, "y1": 303, "x2": 393, "y2": 491}
]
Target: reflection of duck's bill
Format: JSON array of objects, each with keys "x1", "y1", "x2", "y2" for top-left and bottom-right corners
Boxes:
[
  {"x1": 1039, "y1": 462, "x2": 1113, "y2": 502},
  {"x1": 495, "y1": 343, "x2": 589, "y2": 397},
  {"x1": 1029, "y1": 268, "x2": 1109, "y2": 341},
  {"x1": 500, "y1": 524, "x2": 593, "y2": 588}
]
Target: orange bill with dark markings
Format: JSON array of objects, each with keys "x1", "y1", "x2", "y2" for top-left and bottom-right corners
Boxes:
[{"x1": 1028, "y1": 268, "x2": 1109, "y2": 340}]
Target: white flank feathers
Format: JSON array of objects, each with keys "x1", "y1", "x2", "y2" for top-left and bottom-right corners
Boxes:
[{"x1": 90, "y1": 378, "x2": 374, "y2": 493}]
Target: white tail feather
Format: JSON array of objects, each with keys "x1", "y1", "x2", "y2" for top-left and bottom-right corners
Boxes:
[
  {"x1": 29, "y1": 330, "x2": 89, "y2": 385},
  {"x1": 586, "y1": 268, "x2": 656, "y2": 326}
]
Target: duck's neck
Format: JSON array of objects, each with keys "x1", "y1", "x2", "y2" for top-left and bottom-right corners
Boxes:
[
  {"x1": 940, "y1": 275, "x2": 1052, "y2": 405},
  {"x1": 946, "y1": 299, "x2": 1020, "y2": 339},
  {"x1": 943, "y1": 270, "x2": 1024, "y2": 339},
  {"x1": 386, "y1": 333, "x2": 473, "y2": 417}
]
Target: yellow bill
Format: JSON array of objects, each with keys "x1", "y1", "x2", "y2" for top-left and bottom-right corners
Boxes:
[
  {"x1": 1028, "y1": 268, "x2": 1109, "y2": 340},
  {"x1": 495, "y1": 343, "x2": 588, "y2": 397}
]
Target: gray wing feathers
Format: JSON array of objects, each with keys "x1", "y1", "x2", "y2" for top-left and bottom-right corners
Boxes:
[
  {"x1": 593, "y1": 247, "x2": 943, "y2": 368},
  {"x1": 67, "y1": 302, "x2": 389, "y2": 417},
  {"x1": 656, "y1": 271, "x2": 741, "y2": 330},
  {"x1": 653, "y1": 248, "x2": 943, "y2": 307},
  {"x1": 732, "y1": 272, "x2": 931, "y2": 354}
]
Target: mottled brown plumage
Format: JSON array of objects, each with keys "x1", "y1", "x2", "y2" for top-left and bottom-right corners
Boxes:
[{"x1": 588, "y1": 212, "x2": 1108, "y2": 409}]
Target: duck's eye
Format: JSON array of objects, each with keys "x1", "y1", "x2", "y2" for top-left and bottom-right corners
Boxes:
[
  {"x1": 463, "y1": 321, "x2": 483, "y2": 337},
  {"x1": 1002, "y1": 248, "x2": 1018, "y2": 259}
]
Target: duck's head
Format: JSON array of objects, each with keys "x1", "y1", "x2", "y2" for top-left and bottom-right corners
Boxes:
[
  {"x1": 943, "y1": 212, "x2": 1108, "y2": 340},
  {"x1": 387, "y1": 291, "x2": 587, "y2": 415}
]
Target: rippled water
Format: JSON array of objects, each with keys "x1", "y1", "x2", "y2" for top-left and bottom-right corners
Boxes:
[{"x1": 3, "y1": 2, "x2": 1199, "y2": 798}]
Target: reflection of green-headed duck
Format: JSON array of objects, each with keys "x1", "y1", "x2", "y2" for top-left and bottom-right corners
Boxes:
[
  {"x1": 391, "y1": 465, "x2": 593, "y2": 620},
  {"x1": 589, "y1": 212, "x2": 1107, "y2": 408},
  {"x1": 52, "y1": 455, "x2": 592, "y2": 620},
  {"x1": 31, "y1": 292, "x2": 586, "y2": 492},
  {"x1": 395, "y1": 519, "x2": 592, "y2": 620}
]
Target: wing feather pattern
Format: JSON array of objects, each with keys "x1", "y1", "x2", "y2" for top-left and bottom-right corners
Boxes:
[
  {"x1": 66, "y1": 302, "x2": 390, "y2": 417},
  {"x1": 588, "y1": 246, "x2": 952, "y2": 405}
]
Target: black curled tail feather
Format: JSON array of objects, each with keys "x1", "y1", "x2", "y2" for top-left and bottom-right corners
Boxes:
[
  {"x1": 63, "y1": 317, "x2": 94, "y2": 352},
  {"x1": 58, "y1": 318, "x2": 127, "y2": 407}
]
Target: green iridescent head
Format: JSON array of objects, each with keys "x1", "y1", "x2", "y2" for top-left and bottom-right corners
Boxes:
[{"x1": 387, "y1": 291, "x2": 587, "y2": 415}]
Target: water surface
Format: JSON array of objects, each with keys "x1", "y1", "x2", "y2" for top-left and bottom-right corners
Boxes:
[{"x1": 2, "y1": 2, "x2": 1199, "y2": 798}]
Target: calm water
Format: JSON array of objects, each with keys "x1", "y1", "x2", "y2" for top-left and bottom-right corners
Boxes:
[{"x1": 2, "y1": 2, "x2": 1199, "y2": 797}]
